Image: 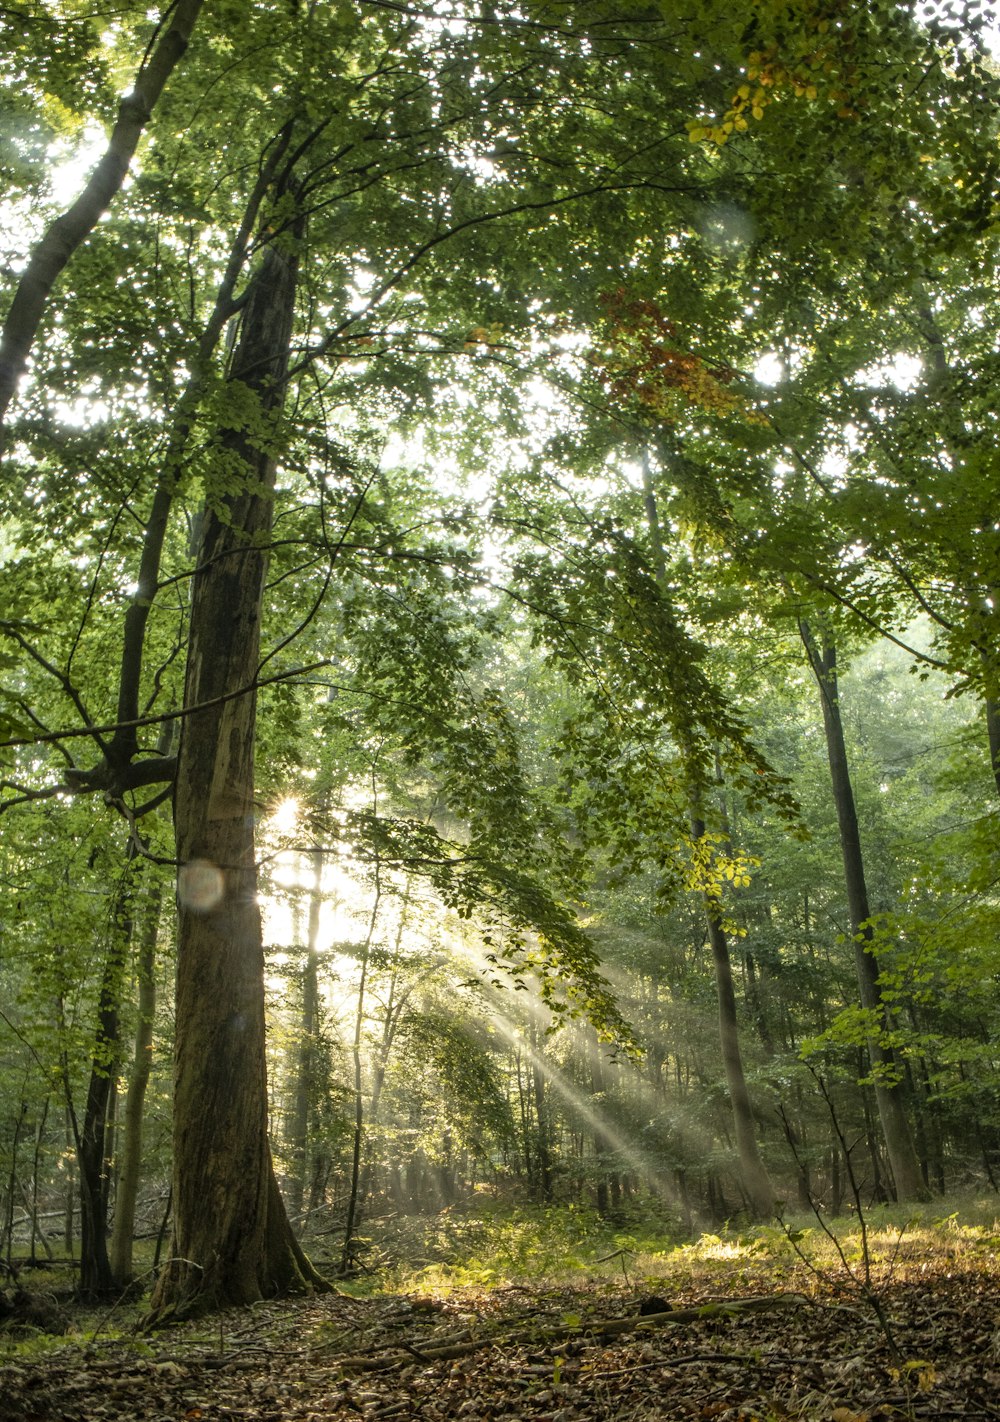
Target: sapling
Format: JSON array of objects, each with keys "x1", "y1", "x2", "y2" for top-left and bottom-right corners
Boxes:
[{"x1": 777, "y1": 1070, "x2": 907, "y2": 1365}]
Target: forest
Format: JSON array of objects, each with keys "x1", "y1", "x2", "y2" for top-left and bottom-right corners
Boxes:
[{"x1": 1, "y1": 1, "x2": 1000, "y2": 1417}]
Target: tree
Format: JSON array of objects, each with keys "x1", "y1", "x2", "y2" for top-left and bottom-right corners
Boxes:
[
  {"x1": 149, "y1": 189, "x2": 321, "y2": 1314},
  {"x1": 4, "y1": 0, "x2": 1000, "y2": 1306},
  {"x1": 0, "y1": 0, "x2": 206, "y2": 431},
  {"x1": 799, "y1": 621, "x2": 928, "y2": 1202}
]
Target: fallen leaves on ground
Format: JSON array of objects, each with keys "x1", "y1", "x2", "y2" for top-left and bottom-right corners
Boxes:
[{"x1": 2, "y1": 1257, "x2": 1000, "y2": 1421}]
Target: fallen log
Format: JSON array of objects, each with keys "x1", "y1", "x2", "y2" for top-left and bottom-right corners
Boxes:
[{"x1": 326, "y1": 1292, "x2": 812, "y2": 1373}]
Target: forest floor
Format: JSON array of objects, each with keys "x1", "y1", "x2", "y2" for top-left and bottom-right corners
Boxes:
[{"x1": 2, "y1": 1208, "x2": 1000, "y2": 1420}]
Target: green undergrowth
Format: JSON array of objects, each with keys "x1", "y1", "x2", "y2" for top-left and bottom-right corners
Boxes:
[
  {"x1": 323, "y1": 1192, "x2": 1000, "y2": 1299},
  {"x1": 2, "y1": 1193, "x2": 998, "y2": 1359}
]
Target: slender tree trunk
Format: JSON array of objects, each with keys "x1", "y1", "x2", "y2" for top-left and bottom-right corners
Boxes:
[
  {"x1": 148, "y1": 205, "x2": 327, "y2": 1320},
  {"x1": 3, "y1": 1103, "x2": 27, "y2": 1267},
  {"x1": 691, "y1": 816, "x2": 776, "y2": 1219},
  {"x1": 356, "y1": 892, "x2": 417, "y2": 1215},
  {"x1": 29, "y1": 1099, "x2": 54, "y2": 1263},
  {"x1": 286, "y1": 849, "x2": 324, "y2": 1220},
  {"x1": 110, "y1": 872, "x2": 163, "y2": 1284},
  {"x1": 340, "y1": 863, "x2": 381, "y2": 1275},
  {"x1": 529, "y1": 1019, "x2": 552, "y2": 1201},
  {"x1": 641, "y1": 451, "x2": 775, "y2": 1218},
  {"x1": 515, "y1": 1047, "x2": 533, "y2": 1183},
  {"x1": 77, "y1": 855, "x2": 136, "y2": 1297},
  {"x1": 63, "y1": 1104, "x2": 75, "y2": 1257},
  {"x1": 587, "y1": 1026, "x2": 612, "y2": 1216},
  {"x1": 799, "y1": 621, "x2": 928, "y2": 1202}
]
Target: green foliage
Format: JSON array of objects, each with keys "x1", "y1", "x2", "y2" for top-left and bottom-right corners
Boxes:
[{"x1": 3, "y1": 0, "x2": 1000, "y2": 1280}]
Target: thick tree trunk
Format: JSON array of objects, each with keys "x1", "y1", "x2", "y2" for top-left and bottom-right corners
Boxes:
[
  {"x1": 799, "y1": 621, "x2": 929, "y2": 1202},
  {"x1": 147, "y1": 216, "x2": 327, "y2": 1320}
]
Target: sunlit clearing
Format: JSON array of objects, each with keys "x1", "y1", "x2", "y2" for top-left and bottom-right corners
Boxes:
[
  {"x1": 47, "y1": 124, "x2": 108, "y2": 208},
  {"x1": 486, "y1": 1000, "x2": 672, "y2": 1197},
  {"x1": 477, "y1": 984, "x2": 668, "y2": 1194},
  {"x1": 263, "y1": 852, "x2": 368, "y2": 954}
]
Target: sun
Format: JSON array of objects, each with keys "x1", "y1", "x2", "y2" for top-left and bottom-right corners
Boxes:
[{"x1": 268, "y1": 796, "x2": 301, "y2": 836}]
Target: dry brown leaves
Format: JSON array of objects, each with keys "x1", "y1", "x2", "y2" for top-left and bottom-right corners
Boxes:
[{"x1": 2, "y1": 1257, "x2": 1000, "y2": 1421}]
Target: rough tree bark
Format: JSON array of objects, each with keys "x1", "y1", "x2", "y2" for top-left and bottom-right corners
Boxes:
[
  {"x1": 0, "y1": 0, "x2": 206, "y2": 436},
  {"x1": 799, "y1": 619, "x2": 929, "y2": 1203},
  {"x1": 147, "y1": 205, "x2": 327, "y2": 1319}
]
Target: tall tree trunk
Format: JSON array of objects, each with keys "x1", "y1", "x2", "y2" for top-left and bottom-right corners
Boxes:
[
  {"x1": 691, "y1": 814, "x2": 776, "y2": 1219},
  {"x1": 515, "y1": 1047, "x2": 533, "y2": 1183},
  {"x1": 110, "y1": 871, "x2": 163, "y2": 1284},
  {"x1": 111, "y1": 730, "x2": 173, "y2": 1284},
  {"x1": 63, "y1": 1104, "x2": 75, "y2": 1256},
  {"x1": 76, "y1": 853, "x2": 136, "y2": 1297},
  {"x1": 286, "y1": 848, "x2": 324, "y2": 1220},
  {"x1": 529, "y1": 1019, "x2": 553, "y2": 1201},
  {"x1": 148, "y1": 209, "x2": 327, "y2": 1320},
  {"x1": 3, "y1": 1104, "x2": 27, "y2": 1267},
  {"x1": 641, "y1": 451, "x2": 775, "y2": 1218},
  {"x1": 340, "y1": 861, "x2": 382, "y2": 1276},
  {"x1": 587, "y1": 1026, "x2": 613, "y2": 1216},
  {"x1": 355, "y1": 886, "x2": 417, "y2": 1216},
  {"x1": 799, "y1": 620, "x2": 928, "y2": 1202},
  {"x1": 29, "y1": 1098, "x2": 54, "y2": 1264}
]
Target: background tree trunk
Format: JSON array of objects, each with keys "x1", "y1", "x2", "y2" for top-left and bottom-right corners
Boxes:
[
  {"x1": 110, "y1": 871, "x2": 163, "y2": 1284},
  {"x1": 642, "y1": 451, "x2": 775, "y2": 1219},
  {"x1": 76, "y1": 854, "x2": 136, "y2": 1297},
  {"x1": 799, "y1": 620, "x2": 928, "y2": 1202},
  {"x1": 286, "y1": 849, "x2": 324, "y2": 1221},
  {"x1": 690, "y1": 815, "x2": 776, "y2": 1219}
]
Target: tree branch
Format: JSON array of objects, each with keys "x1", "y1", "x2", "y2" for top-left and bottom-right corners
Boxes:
[{"x1": 0, "y1": 0, "x2": 207, "y2": 438}]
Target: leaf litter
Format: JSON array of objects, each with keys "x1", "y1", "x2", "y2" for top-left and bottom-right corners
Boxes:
[{"x1": 2, "y1": 1251, "x2": 1000, "y2": 1421}]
